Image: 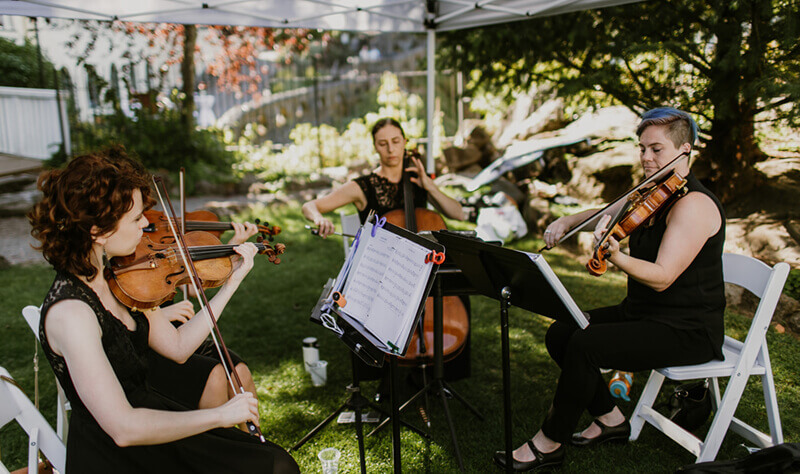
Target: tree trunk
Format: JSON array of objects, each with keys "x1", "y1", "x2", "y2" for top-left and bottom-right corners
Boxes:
[
  {"x1": 180, "y1": 24, "x2": 197, "y2": 132},
  {"x1": 701, "y1": 7, "x2": 765, "y2": 204},
  {"x1": 703, "y1": 113, "x2": 764, "y2": 204}
]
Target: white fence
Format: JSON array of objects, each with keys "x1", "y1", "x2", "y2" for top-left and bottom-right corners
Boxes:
[{"x1": 0, "y1": 86, "x2": 70, "y2": 160}]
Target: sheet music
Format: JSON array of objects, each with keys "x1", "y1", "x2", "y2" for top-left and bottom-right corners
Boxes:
[
  {"x1": 526, "y1": 252, "x2": 589, "y2": 329},
  {"x1": 341, "y1": 222, "x2": 434, "y2": 351}
]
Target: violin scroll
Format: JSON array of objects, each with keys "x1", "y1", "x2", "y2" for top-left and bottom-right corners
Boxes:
[{"x1": 585, "y1": 171, "x2": 687, "y2": 277}]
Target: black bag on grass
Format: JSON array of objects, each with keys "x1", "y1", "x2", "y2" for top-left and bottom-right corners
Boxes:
[
  {"x1": 668, "y1": 379, "x2": 712, "y2": 432},
  {"x1": 677, "y1": 443, "x2": 800, "y2": 473}
]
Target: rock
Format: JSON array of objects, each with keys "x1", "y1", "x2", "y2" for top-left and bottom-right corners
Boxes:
[
  {"x1": 523, "y1": 196, "x2": 550, "y2": 234},
  {"x1": 775, "y1": 294, "x2": 800, "y2": 335},
  {"x1": 0, "y1": 189, "x2": 41, "y2": 217},
  {"x1": 0, "y1": 173, "x2": 38, "y2": 194},
  {"x1": 728, "y1": 284, "x2": 800, "y2": 335}
]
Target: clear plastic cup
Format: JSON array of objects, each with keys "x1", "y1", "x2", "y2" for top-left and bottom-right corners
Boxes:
[
  {"x1": 318, "y1": 447, "x2": 340, "y2": 474},
  {"x1": 308, "y1": 360, "x2": 328, "y2": 387}
]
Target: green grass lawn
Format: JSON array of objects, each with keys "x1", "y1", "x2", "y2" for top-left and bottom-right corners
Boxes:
[{"x1": 1, "y1": 203, "x2": 798, "y2": 473}]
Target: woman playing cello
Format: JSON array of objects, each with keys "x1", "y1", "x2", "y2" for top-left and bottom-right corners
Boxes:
[
  {"x1": 302, "y1": 118, "x2": 469, "y2": 400},
  {"x1": 302, "y1": 117, "x2": 465, "y2": 237},
  {"x1": 29, "y1": 148, "x2": 298, "y2": 473}
]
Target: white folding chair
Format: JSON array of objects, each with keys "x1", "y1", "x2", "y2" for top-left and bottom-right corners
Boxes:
[
  {"x1": 629, "y1": 253, "x2": 790, "y2": 463},
  {"x1": 22, "y1": 305, "x2": 70, "y2": 442},
  {"x1": 340, "y1": 211, "x2": 362, "y2": 259},
  {"x1": 0, "y1": 366, "x2": 66, "y2": 474}
]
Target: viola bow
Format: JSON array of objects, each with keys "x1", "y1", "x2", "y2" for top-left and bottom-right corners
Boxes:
[{"x1": 152, "y1": 176, "x2": 266, "y2": 443}]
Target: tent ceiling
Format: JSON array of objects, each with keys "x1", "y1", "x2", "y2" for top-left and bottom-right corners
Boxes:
[{"x1": 0, "y1": 0, "x2": 643, "y2": 32}]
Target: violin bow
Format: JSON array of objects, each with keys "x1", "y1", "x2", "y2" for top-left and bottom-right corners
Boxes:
[
  {"x1": 179, "y1": 168, "x2": 189, "y2": 302},
  {"x1": 540, "y1": 151, "x2": 690, "y2": 252},
  {"x1": 152, "y1": 176, "x2": 267, "y2": 443}
]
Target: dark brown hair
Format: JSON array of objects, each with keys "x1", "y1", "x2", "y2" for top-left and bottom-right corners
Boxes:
[
  {"x1": 28, "y1": 147, "x2": 154, "y2": 280},
  {"x1": 370, "y1": 118, "x2": 405, "y2": 142}
]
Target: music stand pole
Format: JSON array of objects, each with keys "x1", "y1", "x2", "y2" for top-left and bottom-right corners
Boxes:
[
  {"x1": 367, "y1": 271, "x2": 482, "y2": 472},
  {"x1": 500, "y1": 286, "x2": 513, "y2": 473},
  {"x1": 290, "y1": 352, "x2": 385, "y2": 474},
  {"x1": 430, "y1": 231, "x2": 591, "y2": 474}
]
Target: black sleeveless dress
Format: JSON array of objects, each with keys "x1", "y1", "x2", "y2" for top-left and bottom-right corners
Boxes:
[
  {"x1": 623, "y1": 172, "x2": 726, "y2": 358},
  {"x1": 39, "y1": 271, "x2": 299, "y2": 474}
]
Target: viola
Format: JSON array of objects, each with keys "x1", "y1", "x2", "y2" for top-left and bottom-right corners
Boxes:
[
  {"x1": 586, "y1": 171, "x2": 688, "y2": 276},
  {"x1": 144, "y1": 209, "x2": 280, "y2": 244},
  {"x1": 105, "y1": 231, "x2": 285, "y2": 310}
]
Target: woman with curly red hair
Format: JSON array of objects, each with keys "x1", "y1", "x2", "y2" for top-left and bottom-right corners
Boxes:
[{"x1": 29, "y1": 148, "x2": 298, "y2": 473}]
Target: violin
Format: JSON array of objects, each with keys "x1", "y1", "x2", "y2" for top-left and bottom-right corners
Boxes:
[
  {"x1": 384, "y1": 149, "x2": 470, "y2": 364},
  {"x1": 144, "y1": 209, "x2": 280, "y2": 244},
  {"x1": 105, "y1": 231, "x2": 285, "y2": 310},
  {"x1": 586, "y1": 171, "x2": 688, "y2": 276}
]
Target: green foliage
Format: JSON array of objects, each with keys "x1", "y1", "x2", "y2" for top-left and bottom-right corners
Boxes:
[
  {"x1": 53, "y1": 92, "x2": 240, "y2": 193},
  {"x1": 785, "y1": 268, "x2": 800, "y2": 301},
  {"x1": 439, "y1": 0, "x2": 800, "y2": 200},
  {"x1": 235, "y1": 72, "x2": 435, "y2": 180},
  {"x1": 0, "y1": 37, "x2": 58, "y2": 88}
]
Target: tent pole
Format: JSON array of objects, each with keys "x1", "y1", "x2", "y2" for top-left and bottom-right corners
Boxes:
[{"x1": 426, "y1": 28, "x2": 436, "y2": 173}]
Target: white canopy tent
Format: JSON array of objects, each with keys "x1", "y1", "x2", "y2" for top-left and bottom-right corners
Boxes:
[{"x1": 0, "y1": 0, "x2": 643, "y2": 167}]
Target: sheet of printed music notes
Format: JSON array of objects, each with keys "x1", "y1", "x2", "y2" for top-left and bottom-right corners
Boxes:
[{"x1": 342, "y1": 223, "x2": 432, "y2": 351}]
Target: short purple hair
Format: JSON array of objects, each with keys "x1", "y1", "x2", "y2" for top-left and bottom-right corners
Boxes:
[{"x1": 637, "y1": 107, "x2": 698, "y2": 148}]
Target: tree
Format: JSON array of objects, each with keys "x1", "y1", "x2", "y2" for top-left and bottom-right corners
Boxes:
[
  {"x1": 0, "y1": 37, "x2": 58, "y2": 88},
  {"x1": 64, "y1": 21, "x2": 320, "y2": 130},
  {"x1": 440, "y1": 0, "x2": 800, "y2": 203}
]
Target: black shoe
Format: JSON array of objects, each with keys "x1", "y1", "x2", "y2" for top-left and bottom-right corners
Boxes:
[
  {"x1": 493, "y1": 440, "x2": 565, "y2": 472},
  {"x1": 570, "y1": 418, "x2": 631, "y2": 447}
]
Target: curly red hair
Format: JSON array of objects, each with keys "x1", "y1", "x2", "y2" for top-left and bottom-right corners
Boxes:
[{"x1": 28, "y1": 147, "x2": 155, "y2": 280}]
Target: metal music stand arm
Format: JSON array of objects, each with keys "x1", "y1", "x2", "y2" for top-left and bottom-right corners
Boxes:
[{"x1": 432, "y1": 231, "x2": 590, "y2": 474}]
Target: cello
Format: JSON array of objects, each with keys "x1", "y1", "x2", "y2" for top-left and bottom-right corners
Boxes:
[{"x1": 383, "y1": 150, "x2": 469, "y2": 365}]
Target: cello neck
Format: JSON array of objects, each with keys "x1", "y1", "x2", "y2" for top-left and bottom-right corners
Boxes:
[{"x1": 402, "y1": 151, "x2": 418, "y2": 232}]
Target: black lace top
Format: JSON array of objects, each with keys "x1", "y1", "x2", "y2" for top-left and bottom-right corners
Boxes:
[
  {"x1": 353, "y1": 172, "x2": 427, "y2": 223},
  {"x1": 38, "y1": 271, "x2": 295, "y2": 473}
]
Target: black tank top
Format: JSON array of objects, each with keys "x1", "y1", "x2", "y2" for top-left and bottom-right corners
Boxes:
[{"x1": 623, "y1": 173, "x2": 726, "y2": 356}]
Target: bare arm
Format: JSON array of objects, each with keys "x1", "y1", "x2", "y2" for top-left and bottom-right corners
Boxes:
[
  {"x1": 601, "y1": 192, "x2": 721, "y2": 291},
  {"x1": 406, "y1": 155, "x2": 465, "y2": 221},
  {"x1": 45, "y1": 300, "x2": 259, "y2": 447},
  {"x1": 146, "y1": 243, "x2": 258, "y2": 363},
  {"x1": 301, "y1": 181, "x2": 366, "y2": 237},
  {"x1": 543, "y1": 199, "x2": 628, "y2": 249}
]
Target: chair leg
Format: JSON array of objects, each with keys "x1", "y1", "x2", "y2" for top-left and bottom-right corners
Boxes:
[
  {"x1": 760, "y1": 353, "x2": 783, "y2": 445},
  {"x1": 28, "y1": 426, "x2": 40, "y2": 474},
  {"x1": 709, "y1": 377, "x2": 721, "y2": 411},
  {"x1": 697, "y1": 372, "x2": 751, "y2": 462},
  {"x1": 630, "y1": 370, "x2": 665, "y2": 441}
]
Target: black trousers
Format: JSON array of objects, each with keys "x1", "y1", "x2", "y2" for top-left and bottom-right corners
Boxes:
[{"x1": 540, "y1": 304, "x2": 717, "y2": 443}]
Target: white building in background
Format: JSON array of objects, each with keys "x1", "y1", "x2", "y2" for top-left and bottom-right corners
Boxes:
[
  {"x1": 0, "y1": 15, "x2": 30, "y2": 44},
  {"x1": 2, "y1": 16, "x2": 185, "y2": 124}
]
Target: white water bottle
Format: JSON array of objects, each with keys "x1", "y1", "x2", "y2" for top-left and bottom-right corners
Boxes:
[{"x1": 303, "y1": 337, "x2": 319, "y2": 372}]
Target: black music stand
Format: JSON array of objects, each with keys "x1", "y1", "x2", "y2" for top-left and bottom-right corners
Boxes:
[
  {"x1": 299, "y1": 217, "x2": 443, "y2": 473},
  {"x1": 367, "y1": 266, "x2": 483, "y2": 473},
  {"x1": 432, "y1": 231, "x2": 589, "y2": 474},
  {"x1": 294, "y1": 279, "x2": 429, "y2": 474}
]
